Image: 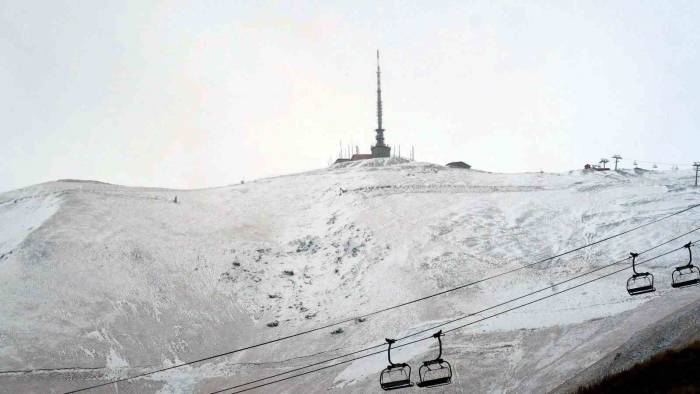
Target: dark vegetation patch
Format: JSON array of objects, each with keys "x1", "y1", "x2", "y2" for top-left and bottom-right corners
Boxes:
[
  {"x1": 576, "y1": 341, "x2": 700, "y2": 394},
  {"x1": 330, "y1": 328, "x2": 344, "y2": 335}
]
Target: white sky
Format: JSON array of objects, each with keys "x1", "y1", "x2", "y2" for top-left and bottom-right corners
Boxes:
[{"x1": 2, "y1": 1, "x2": 699, "y2": 192}]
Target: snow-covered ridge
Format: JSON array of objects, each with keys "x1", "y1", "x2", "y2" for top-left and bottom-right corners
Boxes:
[
  {"x1": 0, "y1": 195, "x2": 60, "y2": 255},
  {"x1": 1, "y1": 164, "x2": 699, "y2": 393},
  {"x1": 329, "y1": 157, "x2": 412, "y2": 169}
]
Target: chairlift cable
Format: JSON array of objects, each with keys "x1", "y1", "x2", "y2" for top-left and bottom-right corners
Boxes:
[
  {"x1": 64, "y1": 204, "x2": 700, "y2": 393},
  {"x1": 211, "y1": 236, "x2": 699, "y2": 393},
  {"x1": 211, "y1": 238, "x2": 698, "y2": 394},
  {"x1": 209, "y1": 226, "x2": 700, "y2": 394},
  {"x1": 442, "y1": 244, "x2": 692, "y2": 335}
]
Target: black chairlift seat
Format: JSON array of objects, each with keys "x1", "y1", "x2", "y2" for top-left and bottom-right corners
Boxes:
[
  {"x1": 380, "y1": 364, "x2": 412, "y2": 390},
  {"x1": 626, "y1": 252, "x2": 656, "y2": 296},
  {"x1": 379, "y1": 339, "x2": 413, "y2": 391},
  {"x1": 671, "y1": 242, "x2": 700, "y2": 289},
  {"x1": 417, "y1": 360, "x2": 452, "y2": 387},
  {"x1": 672, "y1": 267, "x2": 700, "y2": 288},
  {"x1": 627, "y1": 275, "x2": 655, "y2": 295},
  {"x1": 416, "y1": 331, "x2": 453, "y2": 388}
]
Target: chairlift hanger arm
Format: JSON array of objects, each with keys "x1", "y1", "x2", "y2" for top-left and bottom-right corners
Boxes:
[
  {"x1": 431, "y1": 331, "x2": 443, "y2": 362},
  {"x1": 630, "y1": 252, "x2": 640, "y2": 275},
  {"x1": 385, "y1": 338, "x2": 396, "y2": 366}
]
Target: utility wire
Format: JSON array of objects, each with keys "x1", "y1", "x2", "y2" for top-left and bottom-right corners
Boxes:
[
  {"x1": 208, "y1": 226, "x2": 700, "y2": 393},
  {"x1": 216, "y1": 240, "x2": 696, "y2": 394},
  {"x1": 64, "y1": 203, "x2": 699, "y2": 393}
]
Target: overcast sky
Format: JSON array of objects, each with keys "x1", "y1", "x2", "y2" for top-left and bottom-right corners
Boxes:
[{"x1": 2, "y1": 1, "x2": 699, "y2": 192}]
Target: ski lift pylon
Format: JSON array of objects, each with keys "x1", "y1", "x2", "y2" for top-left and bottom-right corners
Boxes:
[
  {"x1": 379, "y1": 338, "x2": 413, "y2": 391},
  {"x1": 416, "y1": 330, "x2": 453, "y2": 388},
  {"x1": 671, "y1": 242, "x2": 700, "y2": 289},
  {"x1": 626, "y1": 252, "x2": 655, "y2": 295}
]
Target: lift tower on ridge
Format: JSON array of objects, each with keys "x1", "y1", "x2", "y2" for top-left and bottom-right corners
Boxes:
[{"x1": 612, "y1": 155, "x2": 622, "y2": 171}]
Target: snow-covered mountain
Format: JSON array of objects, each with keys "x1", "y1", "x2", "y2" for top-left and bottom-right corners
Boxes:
[{"x1": 1, "y1": 159, "x2": 699, "y2": 393}]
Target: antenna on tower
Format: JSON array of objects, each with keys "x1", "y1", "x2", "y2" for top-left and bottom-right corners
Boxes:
[
  {"x1": 377, "y1": 50, "x2": 382, "y2": 133},
  {"x1": 371, "y1": 50, "x2": 391, "y2": 158}
]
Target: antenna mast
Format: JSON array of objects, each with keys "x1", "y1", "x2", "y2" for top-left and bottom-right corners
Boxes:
[
  {"x1": 370, "y1": 51, "x2": 391, "y2": 158},
  {"x1": 376, "y1": 50, "x2": 383, "y2": 137}
]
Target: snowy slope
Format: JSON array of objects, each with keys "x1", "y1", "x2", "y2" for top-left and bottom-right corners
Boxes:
[{"x1": 0, "y1": 161, "x2": 699, "y2": 393}]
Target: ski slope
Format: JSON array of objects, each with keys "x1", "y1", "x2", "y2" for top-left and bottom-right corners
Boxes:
[{"x1": 1, "y1": 160, "x2": 699, "y2": 393}]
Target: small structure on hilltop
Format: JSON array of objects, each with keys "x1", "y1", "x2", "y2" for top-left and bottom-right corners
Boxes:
[
  {"x1": 446, "y1": 161, "x2": 471, "y2": 169},
  {"x1": 584, "y1": 163, "x2": 611, "y2": 171},
  {"x1": 350, "y1": 153, "x2": 373, "y2": 161},
  {"x1": 334, "y1": 51, "x2": 391, "y2": 164}
]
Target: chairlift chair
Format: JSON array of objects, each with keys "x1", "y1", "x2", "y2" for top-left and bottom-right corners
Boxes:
[
  {"x1": 379, "y1": 338, "x2": 413, "y2": 391},
  {"x1": 626, "y1": 252, "x2": 655, "y2": 296},
  {"x1": 416, "y1": 330, "x2": 453, "y2": 388},
  {"x1": 671, "y1": 242, "x2": 700, "y2": 289}
]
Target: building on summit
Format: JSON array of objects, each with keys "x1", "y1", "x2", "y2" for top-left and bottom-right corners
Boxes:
[{"x1": 335, "y1": 51, "x2": 391, "y2": 164}]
